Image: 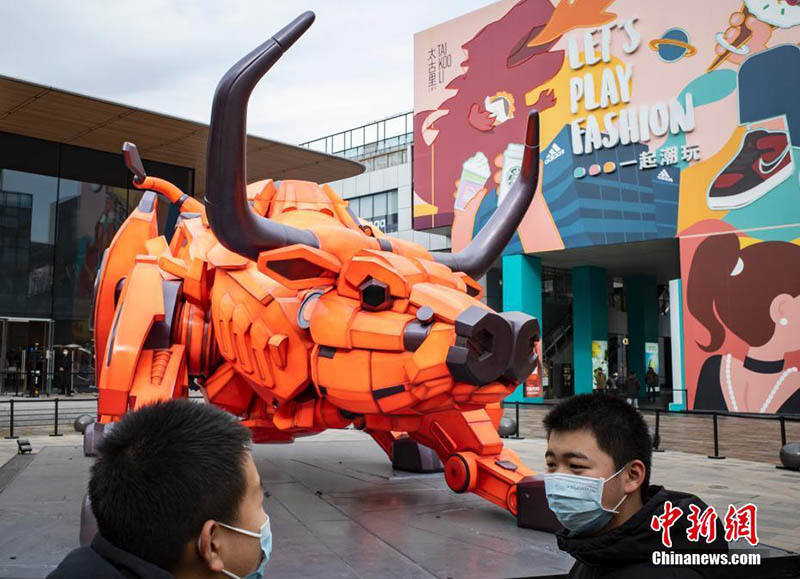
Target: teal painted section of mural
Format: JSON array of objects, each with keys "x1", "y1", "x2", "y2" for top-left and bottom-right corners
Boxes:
[
  {"x1": 502, "y1": 254, "x2": 543, "y2": 404},
  {"x1": 669, "y1": 280, "x2": 687, "y2": 411},
  {"x1": 572, "y1": 266, "x2": 608, "y2": 395},
  {"x1": 625, "y1": 276, "x2": 658, "y2": 397}
]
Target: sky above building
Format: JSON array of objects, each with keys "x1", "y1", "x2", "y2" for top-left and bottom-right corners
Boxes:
[{"x1": 0, "y1": 0, "x2": 491, "y2": 145}]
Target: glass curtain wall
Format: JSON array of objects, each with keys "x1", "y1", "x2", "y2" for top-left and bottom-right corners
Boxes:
[{"x1": 0, "y1": 131, "x2": 193, "y2": 393}]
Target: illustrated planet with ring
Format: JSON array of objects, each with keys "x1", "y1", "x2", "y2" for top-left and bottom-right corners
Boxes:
[{"x1": 649, "y1": 28, "x2": 697, "y2": 63}]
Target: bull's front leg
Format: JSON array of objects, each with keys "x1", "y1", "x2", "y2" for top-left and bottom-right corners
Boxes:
[{"x1": 408, "y1": 407, "x2": 533, "y2": 516}]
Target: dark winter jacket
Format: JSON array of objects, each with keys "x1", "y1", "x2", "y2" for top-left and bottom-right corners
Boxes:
[
  {"x1": 624, "y1": 374, "x2": 641, "y2": 398},
  {"x1": 47, "y1": 533, "x2": 173, "y2": 578},
  {"x1": 556, "y1": 485, "x2": 728, "y2": 578}
]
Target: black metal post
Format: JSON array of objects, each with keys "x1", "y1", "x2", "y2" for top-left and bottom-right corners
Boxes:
[
  {"x1": 653, "y1": 409, "x2": 664, "y2": 452},
  {"x1": 780, "y1": 416, "x2": 786, "y2": 447},
  {"x1": 510, "y1": 401, "x2": 525, "y2": 440},
  {"x1": 5, "y1": 399, "x2": 17, "y2": 439},
  {"x1": 707, "y1": 412, "x2": 725, "y2": 459},
  {"x1": 50, "y1": 398, "x2": 63, "y2": 437}
]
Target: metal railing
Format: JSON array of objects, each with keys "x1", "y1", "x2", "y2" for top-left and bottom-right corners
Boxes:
[
  {"x1": 6, "y1": 395, "x2": 799, "y2": 462},
  {"x1": 501, "y1": 400, "x2": 800, "y2": 463},
  {"x1": 2, "y1": 397, "x2": 98, "y2": 438},
  {"x1": 1, "y1": 395, "x2": 208, "y2": 438},
  {"x1": 543, "y1": 313, "x2": 573, "y2": 359},
  {"x1": 642, "y1": 406, "x2": 800, "y2": 460},
  {"x1": 299, "y1": 111, "x2": 413, "y2": 160}
]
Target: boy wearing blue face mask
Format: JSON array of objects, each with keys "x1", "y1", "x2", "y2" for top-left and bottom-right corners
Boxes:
[
  {"x1": 543, "y1": 393, "x2": 728, "y2": 578},
  {"x1": 49, "y1": 400, "x2": 272, "y2": 579}
]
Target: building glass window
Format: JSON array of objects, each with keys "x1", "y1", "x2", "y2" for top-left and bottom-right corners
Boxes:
[
  {"x1": 299, "y1": 112, "x2": 412, "y2": 168},
  {"x1": 374, "y1": 155, "x2": 388, "y2": 171},
  {"x1": 374, "y1": 191, "x2": 387, "y2": 217},
  {"x1": 0, "y1": 132, "x2": 60, "y2": 318},
  {"x1": 349, "y1": 189, "x2": 398, "y2": 234},
  {"x1": 0, "y1": 130, "x2": 194, "y2": 394},
  {"x1": 348, "y1": 197, "x2": 359, "y2": 217},
  {"x1": 359, "y1": 195, "x2": 374, "y2": 219},
  {"x1": 0, "y1": 170, "x2": 58, "y2": 317},
  {"x1": 53, "y1": 179, "x2": 129, "y2": 346}
]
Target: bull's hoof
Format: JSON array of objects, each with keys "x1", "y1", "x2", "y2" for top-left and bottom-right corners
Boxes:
[
  {"x1": 516, "y1": 476, "x2": 563, "y2": 533},
  {"x1": 83, "y1": 422, "x2": 115, "y2": 457},
  {"x1": 391, "y1": 437, "x2": 444, "y2": 473}
]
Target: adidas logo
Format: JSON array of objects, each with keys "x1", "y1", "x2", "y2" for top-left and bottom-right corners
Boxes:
[
  {"x1": 656, "y1": 169, "x2": 673, "y2": 182},
  {"x1": 544, "y1": 143, "x2": 565, "y2": 165}
]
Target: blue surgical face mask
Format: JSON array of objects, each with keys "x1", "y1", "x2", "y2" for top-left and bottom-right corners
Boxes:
[
  {"x1": 198, "y1": 516, "x2": 272, "y2": 579},
  {"x1": 543, "y1": 465, "x2": 628, "y2": 535}
]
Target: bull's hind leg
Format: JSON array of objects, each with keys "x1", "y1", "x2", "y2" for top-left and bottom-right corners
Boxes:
[
  {"x1": 87, "y1": 256, "x2": 190, "y2": 455},
  {"x1": 93, "y1": 192, "x2": 159, "y2": 383},
  {"x1": 409, "y1": 408, "x2": 534, "y2": 516},
  {"x1": 96, "y1": 256, "x2": 189, "y2": 421},
  {"x1": 86, "y1": 340, "x2": 189, "y2": 456}
]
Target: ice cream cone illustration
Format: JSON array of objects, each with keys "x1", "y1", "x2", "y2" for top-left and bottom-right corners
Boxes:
[
  {"x1": 455, "y1": 152, "x2": 491, "y2": 211},
  {"x1": 708, "y1": 0, "x2": 800, "y2": 72}
]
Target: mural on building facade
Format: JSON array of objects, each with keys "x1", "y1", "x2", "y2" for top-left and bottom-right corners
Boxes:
[
  {"x1": 414, "y1": 0, "x2": 800, "y2": 412},
  {"x1": 677, "y1": 8, "x2": 800, "y2": 414},
  {"x1": 683, "y1": 230, "x2": 800, "y2": 414}
]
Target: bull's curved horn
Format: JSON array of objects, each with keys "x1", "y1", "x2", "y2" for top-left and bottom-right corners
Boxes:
[
  {"x1": 434, "y1": 110, "x2": 540, "y2": 280},
  {"x1": 205, "y1": 11, "x2": 320, "y2": 261}
]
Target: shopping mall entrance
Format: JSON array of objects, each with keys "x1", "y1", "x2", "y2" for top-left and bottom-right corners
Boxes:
[
  {"x1": 0, "y1": 317, "x2": 53, "y2": 396},
  {"x1": 492, "y1": 238, "x2": 682, "y2": 408}
]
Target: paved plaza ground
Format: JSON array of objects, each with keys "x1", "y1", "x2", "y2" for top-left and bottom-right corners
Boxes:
[
  {"x1": 0, "y1": 416, "x2": 797, "y2": 578},
  {"x1": 0, "y1": 432, "x2": 575, "y2": 579}
]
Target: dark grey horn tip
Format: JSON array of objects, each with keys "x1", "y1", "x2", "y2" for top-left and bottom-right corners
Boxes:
[
  {"x1": 525, "y1": 110, "x2": 539, "y2": 148},
  {"x1": 273, "y1": 11, "x2": 316, "y2": 50}
]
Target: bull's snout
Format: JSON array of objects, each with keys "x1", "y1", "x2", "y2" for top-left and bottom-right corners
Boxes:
[
  {"x1": 500, "y1": 311, "x2": 540, "y2": 382},
  {"x1": 446, "y1": 306, "x2": 539, "y2": 386}
]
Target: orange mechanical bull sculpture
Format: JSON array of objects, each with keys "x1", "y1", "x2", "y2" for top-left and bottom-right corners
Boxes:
[{"x1": 92, "y1": 12, "x2": 543, "y2": 519}]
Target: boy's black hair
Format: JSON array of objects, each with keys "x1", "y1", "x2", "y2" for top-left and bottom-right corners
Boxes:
[
  {"x1": 89, "y1": 400, "x2": 252, "y2": 571},
  {"x1": 543, "y1": 393, "x2": 652, "y2": 499}
]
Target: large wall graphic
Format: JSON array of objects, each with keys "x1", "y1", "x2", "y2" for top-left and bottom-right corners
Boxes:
[{"x1": 414, "y1": 0, "x2": 800, "y2": 412}]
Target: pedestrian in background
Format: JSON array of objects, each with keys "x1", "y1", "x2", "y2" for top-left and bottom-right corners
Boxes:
[
  {"x1": 646, "y1": 367, "x2": 659, "y2": 402},
  {"x1": 625, "y1": 371, "x2": 641, "y2": 408},
  {"x1": 595, "y1": 368, "x2": 607, "y2": 392}
]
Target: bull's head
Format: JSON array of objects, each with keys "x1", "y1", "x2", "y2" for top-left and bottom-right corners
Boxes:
[{"x1": 204, "y1": 12, "x2": 541, "y2": 412}]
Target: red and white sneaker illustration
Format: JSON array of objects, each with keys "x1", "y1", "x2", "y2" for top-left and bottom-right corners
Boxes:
[{"x1": 707, "y1": 129, "x2": 793, "y2": 210}]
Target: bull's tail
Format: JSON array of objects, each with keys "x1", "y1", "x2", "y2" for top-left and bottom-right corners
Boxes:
[{"x1": 123, "y1": 141, "x2": 203, "y2": 214}]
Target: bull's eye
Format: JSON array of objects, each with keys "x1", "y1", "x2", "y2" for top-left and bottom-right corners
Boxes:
[{"x1": 359, "y1": 277, "x2": 392, "y2": 311}]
